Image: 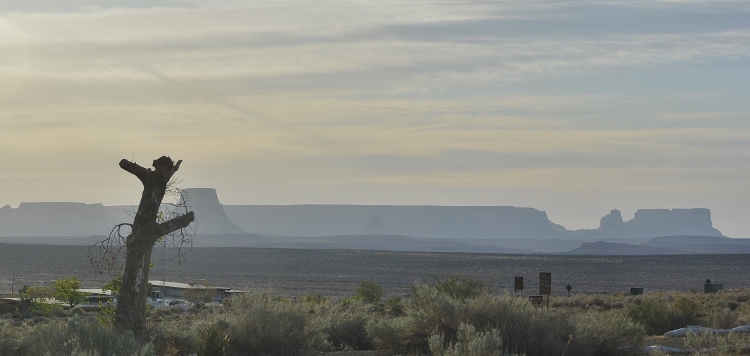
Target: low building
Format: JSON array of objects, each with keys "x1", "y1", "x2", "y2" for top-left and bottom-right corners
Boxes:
[{"x1": 149, "y1": 280, "x2": 243, "y2": 304}]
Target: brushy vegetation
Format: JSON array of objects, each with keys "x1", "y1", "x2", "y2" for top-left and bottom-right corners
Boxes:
[{"x1": 2, "y1": 278, "x2": 750, "y2": 355}]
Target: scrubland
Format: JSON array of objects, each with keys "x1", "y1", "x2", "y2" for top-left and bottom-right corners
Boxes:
[{"x1": 2, "y1": 277, "x2": 750, "y2": 356}]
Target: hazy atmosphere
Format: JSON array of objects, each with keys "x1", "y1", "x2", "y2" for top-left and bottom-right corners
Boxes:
[{"x1": 1, "y1": 0, "x2": 748, "y2": 236}]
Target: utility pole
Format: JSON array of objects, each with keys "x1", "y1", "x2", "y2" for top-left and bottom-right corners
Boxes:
[
  {"x1": 11, "y1": 267, "x2": 15, "y2": 296},
  {"x1": 162, "y1": 237, "x2": 166, "y2": 306}
]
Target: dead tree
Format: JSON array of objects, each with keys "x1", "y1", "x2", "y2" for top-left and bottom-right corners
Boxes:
[{"x1": 112, "y1": 156, "x2": 194, "y2": 339}]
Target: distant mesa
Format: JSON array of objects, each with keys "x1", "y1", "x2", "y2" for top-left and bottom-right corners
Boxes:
[
  {"x1": 576, "y1": 208, "x2": 723, "y2": 240},
  {"x1": 223, "y1": 205, "x2": 570, "y2": 240},
  {"x1": 0, "y1": 202, "x2": 119, "y2": 237},
  {"x1": 181, "y1": 188, "x2": 248, "y2": 235},
  {"x1": 0, "y1": 188, "x2": 728, "y2": 250}
]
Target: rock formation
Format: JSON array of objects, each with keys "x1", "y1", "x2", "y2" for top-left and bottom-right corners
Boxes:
[
  {"x1": 576, "y1": 208, "x2": 724, "y2": 240},
  {"x1": 599, "y1": 209, "x2": 624, "y2": 231},
  {"x1": 180, "y1": 188, "x2": 247, "y2": 235},
  {"x1": 223, "y1": 205, "x2": 572, "y2": 240},
  {"x1": 0, "y1": 188, "x2": 727, "y2": 244},
  {"x1": 0, "y1": 202, "x2": 119, "y2": 237}
]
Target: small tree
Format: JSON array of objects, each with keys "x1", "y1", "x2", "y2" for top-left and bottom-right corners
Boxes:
[
  {"x1": 53, "y1": 276, "x2": 87, "y2": 308},
  {"x1": 352, "y1": 281, "x2": 384, "y2": 303},
  {"x1": 18, "y1": 286, "x2": 53, "y2": 315}
]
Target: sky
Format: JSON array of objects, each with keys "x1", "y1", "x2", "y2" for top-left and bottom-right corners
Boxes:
[{"x1": 0, "y1": 0, "x2": 749, "y2": 237}]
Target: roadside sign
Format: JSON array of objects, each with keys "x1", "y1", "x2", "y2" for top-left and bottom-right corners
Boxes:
[
  {"x1": 529, "y1": 295, "x2": 544, "y2": 308},
  {"x1": 539, "y1": 272, "x2": 551, "y2": 295},
  {"x1": 515, "y1": 277, "x2": 523, "y2": 291}
]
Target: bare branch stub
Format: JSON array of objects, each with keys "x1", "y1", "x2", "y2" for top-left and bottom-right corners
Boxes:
[
  {"x1": 88, "y1": 156, "x2": 195, "y2": 341},
  {"x1": 88, "y1": 174, "x2": 196, "y2": 275}
]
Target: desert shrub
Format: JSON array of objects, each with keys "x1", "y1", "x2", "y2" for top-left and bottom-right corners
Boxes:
[
  {"x1": 70, "y1": 306, "x2": 86, "y2": 316},
  {"x1": 552, "y1": 293, "x2": 617, "y2": 310},
  {"x1": 301, "y1": 294, "x2": 329, "y2": 305},
  {"x1": 674, "y1": 296, "x2": 702, "y2": 324},
  {"x1": 401, "y1": 283, "x2": 469, "y2": 352},
  {"x1": 367, "y1": 315, "x2": 420, "y2": 354},
  {"x1": 565, "y1": 310, "x2": 644, "y2": 356},
  {"x1": 434, "y1": 275, "x2": 489, "y2": 301},
  {"x1": 312, "y1": 301, "x2": 375, "y2": 351},
  {"x1": 735, "y1": 291, "x2": 750, "y2": 303},
  {"x1": 350, "y1": 281, "x2": 384, "y2": 304},
  {"x1": 226, "y1": 292, "x2": 328, "y2": 355},
  {"x1": 626, "y1": 298, "x2": 692, "y2": 335},
  {"x1": 0, "y1": 319, "x2": 23, "y2": 356},
  {"x1": 368, "y1": 283, "x2": 573, "y2": 356},
  {"x1": 150, "y1": 313, "x2": 201, "y2": 355},
  {"x1": 50, "y1": 307, "x2": 67, "y2": 318},
  {"x1": 704, "y1": 302, "x2": 740, "y2": 329},
  {"x1": 428, "y1": 323, "x2": 509, "y2": 356},
  {"x1": 683, "y1": 330, "x2": 750, "y2": 354},
  {"x1": 194, "y1": 321, "x2": 232, "y2": 356},
  {"x1": 30, "y1": 310, "x2": 46, "y2": 318},
  {"x1": 467, "y1": 294, "x2": 573, "y2": 356},
  {"x1": 20, "y1": 316, "x2": 154, "y2": 356},
  {"x1": 385, "y1": 297, "x2": 405, "y2": 316}
]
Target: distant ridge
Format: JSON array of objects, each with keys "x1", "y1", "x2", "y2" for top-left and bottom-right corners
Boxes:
[
  {"x1": 573, "y1": 208, "x2": 723, "y2": 239},
  {"x1": 0, "y1": 188, "x2": 728, "y2": 253},
  {"x1": 223, "y1": 205, "x2": 569, "y2": 240},
  {"x1": 565, "y1": 235, "x2": 750, "y2": 255},
  {"x1": 223, "y1": 205, "x2": 724, "y2": 241},
  {"x1": 0, "y1": 202, "x2": 119, "y2": 237}
]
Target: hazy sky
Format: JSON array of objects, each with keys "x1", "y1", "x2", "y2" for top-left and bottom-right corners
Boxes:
[{"x1": 1, "y1": 0, "x2": 749, "y2": 237}]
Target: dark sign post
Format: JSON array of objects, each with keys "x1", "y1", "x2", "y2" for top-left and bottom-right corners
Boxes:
[
  {"x1": 539, "y1": 272, "x2": 551, "y2": 310},
  {"x1": 514, "y1": 277, "x2": 523, "y2": 296},
  {"x1": 539, "y1": 273, "x2": 551, "y2": 295},
  {"x1": 529, "y1": 295, "x2": 544, "y2": 308},
  {"x1": 566, "y1": 284, "x2": 572, "y2": 297}
]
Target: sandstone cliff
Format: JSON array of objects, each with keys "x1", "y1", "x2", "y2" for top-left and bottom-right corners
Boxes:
[
  {"x1": 0, "y1": 202, "x2": 119, "y2": 237},
  {"x1": 575, "y1": 208, "x2": 723, "y2": 240}
]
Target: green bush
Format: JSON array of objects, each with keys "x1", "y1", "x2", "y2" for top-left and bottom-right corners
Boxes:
[
  {"x1": 429, "y1": 323, "x2": 509, "y2": 356},
  {"x1": 149, "y1": 313, "x2": 200, "y2": 355},
  {"x1": 385, "y1": 297, "x2": 405, "y2": 316},
  {"x1": 226, "y1": 293, "x2": 328, "y2": 355},
  {"x1": 50, "y1": 307, "x2": 67, "y2": 318},
  {"x1": 351, "y1": 281, "x2": 384, "y2": 304},
  {"x1": 300, "y1": 294, "x2": 329, "y2": 305},
  {"x1": 368, "y1": 283, "x2": 571, "y2": 355},
  {"x1": 194, "y1": 321, "x2": 232, "y2": 356},
  {"x1": 566, "y1": 310, "x2": 644, "y2": 356},
  {"x1": 20, "y1": 316, "x2": 154, "y2": 356},
  {"x1": 683, "y1": 330, "x2": 750, "y2": 353},
  {"x1": 312, "y1": 301, "x2": 375, "y2": 351},
  {"x1": 0, "y1": 319, "x2": 23, "y2": 356},
  {"x1": 467, "y1": 294, "x2": 573, "y2": 356},
  {"x1": 434, "y1": 275, "x2": 490, "y2": 301},
  {"x1": 626, "y1": 298, "x2": 692, "y2": 335}
]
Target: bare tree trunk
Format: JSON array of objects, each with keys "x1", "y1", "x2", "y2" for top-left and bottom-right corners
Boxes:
[{"x1": 115, "y1": 156, "x2": 194, "y2": 341}]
